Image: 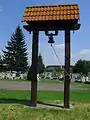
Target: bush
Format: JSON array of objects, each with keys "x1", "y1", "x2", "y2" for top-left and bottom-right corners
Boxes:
[{"x1": 27, "y1": 66, "x2": 32, "y2": 80}]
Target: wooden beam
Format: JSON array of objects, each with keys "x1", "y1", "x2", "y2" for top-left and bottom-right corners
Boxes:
[
  {"x1": 64, "y1": 29, "x2": 71, "y2": 108},
  {"x1": 23, "y1": 23, "x2": 80, "y2": 32},
  {"x1": 31, "y1": 30, "x2": 39, "y2": 107}
]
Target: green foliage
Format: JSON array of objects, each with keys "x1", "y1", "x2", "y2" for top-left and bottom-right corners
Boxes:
[
  {"x1": 27, "y1": 65, "x2": 32, "y2": 80},
  {"x1": 86, "y1": 60, "x2": 90, "y2": 73},
  {"x1": 27, "y1": 53, "x2": 45, "y2": 80},
  {"x1": 45, "y1": 65, "x2": 62, "y2": 74},
  {"x1": 0, "y1": 54, "x2": 3, "y2": 72},
  {"x1": 3, "y1": 25, "x2": 28, "y2": 73},
  {"x1": 38, "y1": 53, "x2": 45, "y2": 74},
  {"x1": 73, "y1": 59, "x2": 88, "y2": 76}
]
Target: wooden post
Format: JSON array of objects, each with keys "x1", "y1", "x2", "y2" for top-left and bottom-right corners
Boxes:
[
  {"x1": 64, "y1": 29, "x2": 70, "y2": 108},
  {"x1": 31, "y1": 29, "x2": 39, "y2": 107}
]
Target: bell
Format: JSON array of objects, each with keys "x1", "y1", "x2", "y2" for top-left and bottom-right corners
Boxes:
[{"x1": 48, "y1": 35, "x2": 55, "y2": 44}]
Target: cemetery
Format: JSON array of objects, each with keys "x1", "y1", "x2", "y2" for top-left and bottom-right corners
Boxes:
[
  {"x1": 1, "y1": 70, "x2": 90, "y2": 84},
  {"x1": 0, "y1": 71, "x2": 27, "y2": 80}
]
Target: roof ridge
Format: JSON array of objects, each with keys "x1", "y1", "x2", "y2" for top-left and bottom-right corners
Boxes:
[{"x1": 26, "y1": 4, "x2": 78, "y2": 8}]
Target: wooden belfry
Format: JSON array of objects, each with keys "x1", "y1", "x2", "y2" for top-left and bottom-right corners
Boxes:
[{"x1": 22, "y1": 4, "x2": 80, "y2": 108}]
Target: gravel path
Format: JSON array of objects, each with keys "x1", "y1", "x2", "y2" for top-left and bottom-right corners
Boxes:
[{"x1": 0, "y1": 81, "x2": 87, "y2": 91}]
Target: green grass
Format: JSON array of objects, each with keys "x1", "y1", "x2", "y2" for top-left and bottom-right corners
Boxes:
[
  {"x1": 0, "y1": 103, "x2": 90, "y2": 120},
  {"x1": 0, "y1": 89, "x2": 90, "y2": 102},
  {"x1": 0, "y1": 89, "x2": 90, "y2": 119}
]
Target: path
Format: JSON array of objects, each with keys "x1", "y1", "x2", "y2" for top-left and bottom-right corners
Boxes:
[{"x1": 0, "y1": 81, "x2": 88, "y2": 91}]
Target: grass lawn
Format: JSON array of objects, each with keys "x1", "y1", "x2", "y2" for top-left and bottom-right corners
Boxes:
[
  {"x1": 0, "y1": 89, "x2": 90, "y2": 102},
  {"x1": 0, "y1": 103, "x2": 90, "y2": 120},
  {"x1": 0, "y1": 89, "x2": 90, "y2": 119}
]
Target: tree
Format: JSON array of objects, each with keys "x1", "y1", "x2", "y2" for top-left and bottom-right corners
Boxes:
[
  {"x1": 86, "y1": 60, "x2": 90, "y2": 73},
  {"x1": 73, "y1": 59, "x2": 88, "y2": 76},
  {"x1": 27, "y1": 64, "x2": 32, "y2": 80},
  {"x1": 38, "y1": 53, "x2": 45, "y2": 74},
  {"x1": 45, "y1": 65, "x2": 62, "y2": 74},
  {"x1": 3, "y1": 25, "x2": 28, "y2": 73},
  {"x1": 27, "y1": 53, "x2": 45, "y2": 80},
  {"x1": 0, "y1": 53, "x2": 3, "y2": 72}
]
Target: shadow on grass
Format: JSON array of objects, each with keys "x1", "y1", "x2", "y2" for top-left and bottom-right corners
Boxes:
[
  {"x1": 0, "y1": 98, "x2": 64, "y2": 108},
  {"x1": 0, "y1": 98, "x2": 30, "y2": 106},
  {"x1": 37, "y1": 101, "x2": 64, "y2": 108}
]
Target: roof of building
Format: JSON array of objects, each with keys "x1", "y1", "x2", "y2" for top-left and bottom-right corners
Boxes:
[{"x1": 22, "y1": 4, "x2": 80, "y2": 22}]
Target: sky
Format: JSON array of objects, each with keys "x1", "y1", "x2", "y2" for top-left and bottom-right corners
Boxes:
[{"x1": 0, "y1": 0, "x2": 90, "y2": 66}]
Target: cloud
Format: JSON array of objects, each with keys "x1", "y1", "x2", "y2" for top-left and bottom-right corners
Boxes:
[
  {"x1": 79, "y1": 49, "x2": 90, "y2": 60},
  {"x1": 71, "y1": 49, "x2": 90, "y2": 65},
  {"x1": 53, "y1": 44, "x2": 65, "y2": 57},
  {"x1": 27, "y1": 43, "x2": 90, "y2": 66},
  {"x1": 50, "y1": 44, "x2": 65, "y2": 65},
  {"x1": 54, "y1": 44, "x2": 64, "y2": 50},
  {"x1": 79, "y1": 49, "x2": 90, "y2": 55}
]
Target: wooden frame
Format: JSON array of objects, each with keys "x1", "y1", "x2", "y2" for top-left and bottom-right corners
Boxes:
[{"x1": 22, "y1": 5, "x2": 80, "y2": 109}]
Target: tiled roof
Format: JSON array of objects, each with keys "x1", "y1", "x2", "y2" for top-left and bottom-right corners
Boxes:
[{"x1": 22, "y1": 4, "x2": 80, "y2": 22}]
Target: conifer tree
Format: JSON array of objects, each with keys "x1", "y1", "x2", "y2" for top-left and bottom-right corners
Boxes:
[{"x1": 3, "y1": 25, "x2": 28, "y2": 73}]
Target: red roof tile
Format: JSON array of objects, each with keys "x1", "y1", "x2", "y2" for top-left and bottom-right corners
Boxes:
[{"x1": 22, "y1": 4, "x2": 80, "y2": 22}]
